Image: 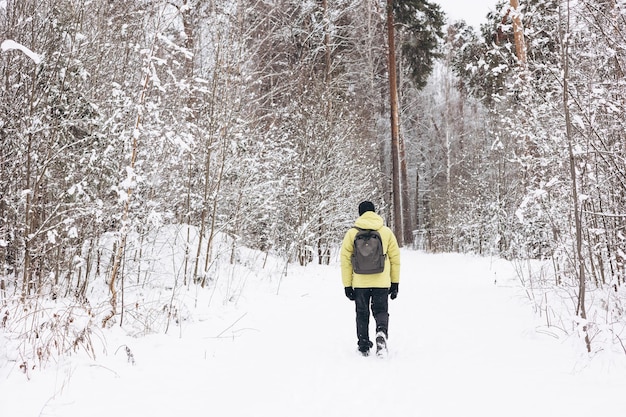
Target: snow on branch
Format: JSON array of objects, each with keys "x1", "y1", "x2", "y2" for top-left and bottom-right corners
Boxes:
[{"x1": 1, "y1": 39, "x2": 42, "y2": 64}]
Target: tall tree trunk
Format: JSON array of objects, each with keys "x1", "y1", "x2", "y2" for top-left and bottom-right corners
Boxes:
[
  {"x1": 400, "y1": 135, "x2": 413, "y2": 245},
  {"x1": 510, "y1": 0, "x2": 528, "y2": 66},
  {"x1": 414, "y1": 168, "x2": 420, "y2": 229},
  {"x1": 561, "y1": 0, "x2": 590, "y2": 353},
  {"x1": 322, "y1": 0, "x2": 331, "y2": 84},
  {"x1": 102, "y1": 27, "x2": 158, "y2": 327},
  {"x1": 194, "y1": 32, "x2": 221, "y2": 286},
  {"x1": 181, "y1": 2, "x2": 196, "y2": 287},
  {"x1": 386, "y1": 0, "x2": 403, "y2": 246}
]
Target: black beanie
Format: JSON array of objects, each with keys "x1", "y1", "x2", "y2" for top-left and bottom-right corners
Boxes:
[{"x1": 358, "y1": 201, "x2": 375, "y2": 216}]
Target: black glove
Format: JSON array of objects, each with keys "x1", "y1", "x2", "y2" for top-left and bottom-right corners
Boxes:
[
  {"x1": 344, "y1": 287, "x2": 355, "y2": 301},
  {"x1": 389, "y1": 283, "x2": 399, "y2": 300}
]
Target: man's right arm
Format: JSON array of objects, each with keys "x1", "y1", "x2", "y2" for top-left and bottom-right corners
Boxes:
[{"x1": 340, "y1": 230, "x2": 354, "y2": 287}]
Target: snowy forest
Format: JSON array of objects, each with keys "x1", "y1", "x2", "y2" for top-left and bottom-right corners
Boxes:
[{"x1": 1, "y1": 0, "x2": 625, "y2": 369}]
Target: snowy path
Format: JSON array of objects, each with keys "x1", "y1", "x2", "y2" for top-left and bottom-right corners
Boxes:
[{"x1": 2, "y1": 251, "x2": 626, "y2": 416}]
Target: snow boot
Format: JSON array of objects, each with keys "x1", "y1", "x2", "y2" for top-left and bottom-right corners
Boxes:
[
  {"x1": 375, "y1": 331, "x2": 388, "y2": 358},
  {"x1": 358, "y1": 340, "x2": 373, "y2": 357}
]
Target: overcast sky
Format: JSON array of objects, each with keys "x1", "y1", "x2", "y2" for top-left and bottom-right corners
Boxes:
[{"x1": 435, "y1": 0, "x2": 498, "y2": 28}]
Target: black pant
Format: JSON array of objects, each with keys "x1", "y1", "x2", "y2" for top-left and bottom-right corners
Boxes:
[{"x1": 354, "y1": 288, "x2": 389, "y2": 350}]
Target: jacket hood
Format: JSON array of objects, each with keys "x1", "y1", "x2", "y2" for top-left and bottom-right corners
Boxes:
[{"x1": 354, "y1": 211, "x2": 384, "y2": 230}]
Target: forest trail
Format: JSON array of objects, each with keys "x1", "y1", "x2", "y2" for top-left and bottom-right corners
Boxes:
[{"x1": 2, "y1": 251, "x2": 625, "y2": 417}]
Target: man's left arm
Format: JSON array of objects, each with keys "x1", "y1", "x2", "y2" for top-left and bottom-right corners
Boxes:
[{"x1": 386, "y1": 231, "x2": 401, "y2": 284}]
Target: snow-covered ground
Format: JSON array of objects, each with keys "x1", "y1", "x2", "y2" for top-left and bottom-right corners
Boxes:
[{"x1": 2, "y1": 250, "x2": 626, "y2": 416}]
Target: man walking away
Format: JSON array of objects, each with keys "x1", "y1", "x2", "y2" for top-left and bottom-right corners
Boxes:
[{"x1": 340, "y1": 201, "x2": 400, "y2": 357}]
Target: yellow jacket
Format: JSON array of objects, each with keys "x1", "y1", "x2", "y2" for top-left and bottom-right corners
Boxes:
[{"x1": 340, "y1": 211, "x2": 400, "y2": 288}]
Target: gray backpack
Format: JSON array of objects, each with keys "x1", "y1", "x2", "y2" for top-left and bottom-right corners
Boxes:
[{"x1": 351, "y1": 227, "x2": 386, "y2": 274}]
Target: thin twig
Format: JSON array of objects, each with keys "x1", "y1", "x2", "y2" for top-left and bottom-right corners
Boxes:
[{"x1": 216, "y1": 312, "x2": 248, "y2": 338}]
